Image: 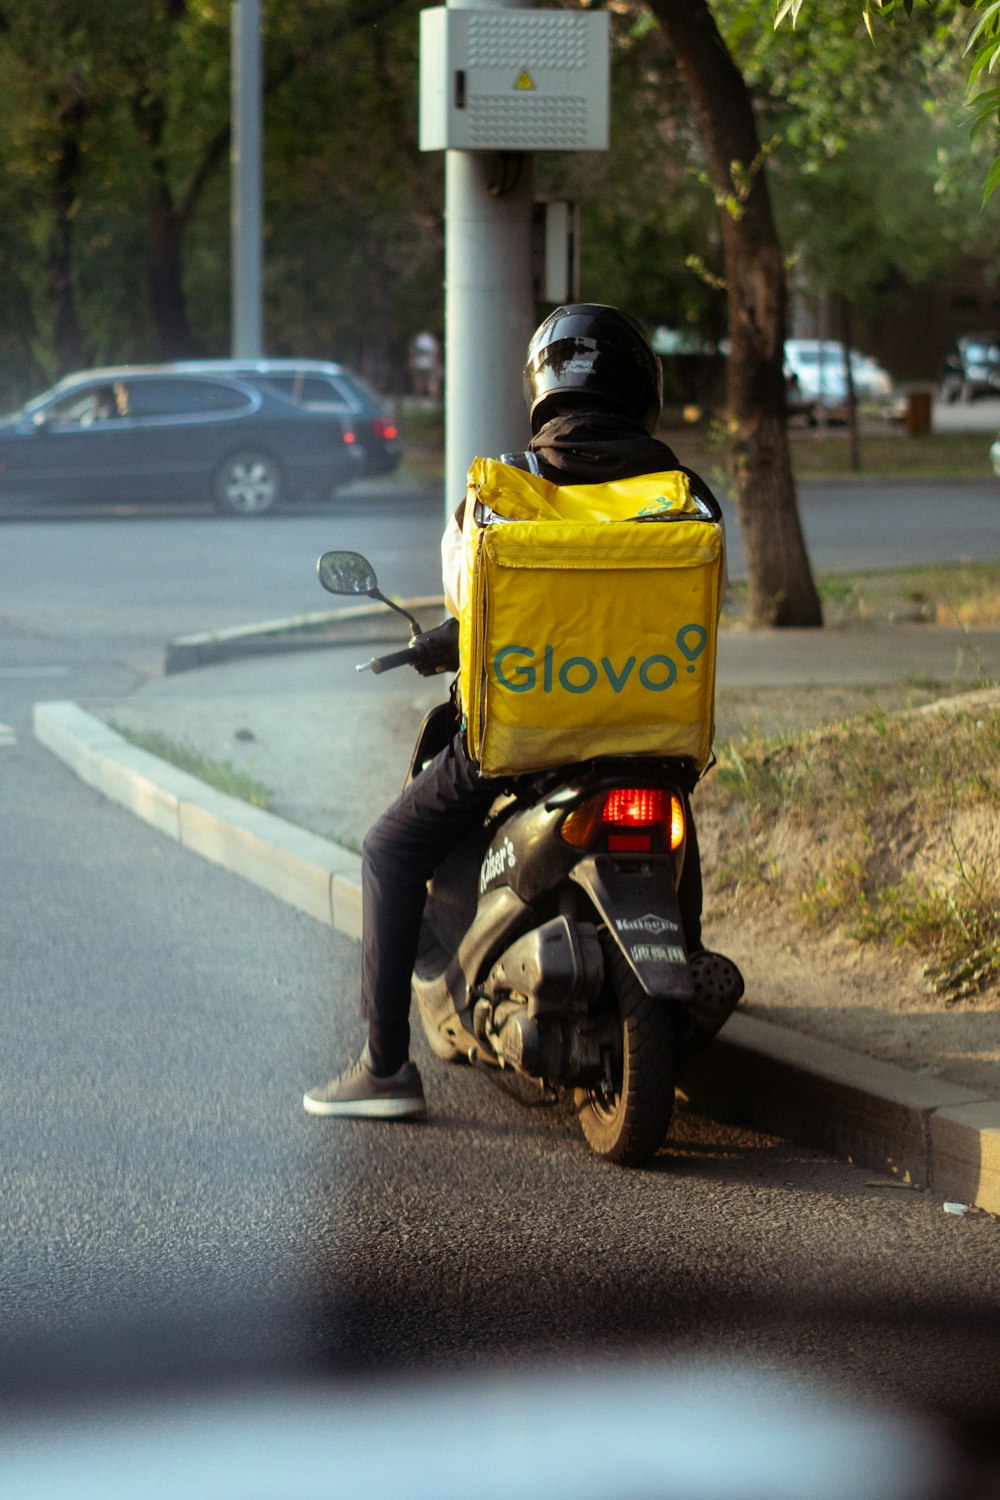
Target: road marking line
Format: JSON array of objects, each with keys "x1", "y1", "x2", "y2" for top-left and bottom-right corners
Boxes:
[{"x1": 0, "y1": 722, "x2": 16, "y2": 746}]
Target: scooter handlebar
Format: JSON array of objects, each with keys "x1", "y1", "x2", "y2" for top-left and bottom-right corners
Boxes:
[{"x1": 361, "y1": 644, "x2": 423, "y2": 675}]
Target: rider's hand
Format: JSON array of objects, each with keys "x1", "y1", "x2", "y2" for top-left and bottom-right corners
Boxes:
[{"x1": 410, "y1": 616, "x2": 460, "y2": 676}]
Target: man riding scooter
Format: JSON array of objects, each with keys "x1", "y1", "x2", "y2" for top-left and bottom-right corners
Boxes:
[{"x1": 304, "y1": 303, "x2": 741, "y2": 1120}]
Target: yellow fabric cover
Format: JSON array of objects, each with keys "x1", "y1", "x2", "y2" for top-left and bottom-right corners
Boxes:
[{"x1": 459, "y1": 458, "x2": 722, "y2": 776}]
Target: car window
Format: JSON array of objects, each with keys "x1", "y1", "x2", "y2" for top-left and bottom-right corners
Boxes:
[
  {"x1": 46, "y1": 383, "x2": 127, "y2": 425},
  {"x1": 255, "y1": 373, "x2": 351, "y2": 408},
  {"x1": 328, "y1": 370, "x2": 380, "y2": 406},
  {"x1": 126, "y1": 378, "x2": 253, "y2": 418},
  {"x1": 966, "y1": 342, "x2": 1000, "y2": 364}
]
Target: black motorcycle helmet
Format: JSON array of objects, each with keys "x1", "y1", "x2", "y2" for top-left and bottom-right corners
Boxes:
[{"x1": 523, "y1": 303, "x2": 663, "y2": 436}]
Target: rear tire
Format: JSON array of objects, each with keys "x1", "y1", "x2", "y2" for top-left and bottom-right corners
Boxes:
[
  {"x1": 213, "y1": 450, "x2": 283, "y2": 515},
  {"x1": 575, "y1": 942, "x2": 678, "y2": 1166}
]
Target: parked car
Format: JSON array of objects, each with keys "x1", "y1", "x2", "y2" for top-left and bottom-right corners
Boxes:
[
  {"x1": 0, "y1": 366, "x2": 363, "y2": 514},
  {"x1": 940, "y1": 334, "x2": 1000, "y2": 403},
  {"x1": 784, "y1": 339, "x2": 894, "y2": 422},
  {"x1": 847, "y1": 350, "x2": 894, "y2": 401},
  {"x1": 169, "y1": 358, "x2": 402, "y2": 477}
]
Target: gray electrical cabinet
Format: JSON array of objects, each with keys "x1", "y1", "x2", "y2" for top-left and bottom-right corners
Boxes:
[{"x1": 419, "y1": 8, "x2": 610, "y2": 153}]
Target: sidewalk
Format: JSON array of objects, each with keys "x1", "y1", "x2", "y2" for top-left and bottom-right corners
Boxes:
[{"x1": 33, "y1": 608, "x2": 1000, "y2": 1212}]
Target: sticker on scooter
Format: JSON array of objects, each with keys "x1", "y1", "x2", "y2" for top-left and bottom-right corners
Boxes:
[
  {"x1": 479, "y1": 835, "x2": 517, "y2": 894},
  {"x1": 631, "y1": 943, "x2": 687, "y2": 965},
  {"x1": 615, "y1": 913, "x2": 680, "y2": 936}
]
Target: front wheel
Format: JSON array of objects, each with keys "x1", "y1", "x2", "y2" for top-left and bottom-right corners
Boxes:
[
  {"x1": 213, "y1": 450, "x2": 283, "y2": 515},
  {"x1": 575, "y1": 943, "x2": 678, "y2": 1166}
]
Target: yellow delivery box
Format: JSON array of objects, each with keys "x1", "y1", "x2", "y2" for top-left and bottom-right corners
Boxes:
[{"x1": 458, "y1": 458, "x2": 723, "y2": 777}]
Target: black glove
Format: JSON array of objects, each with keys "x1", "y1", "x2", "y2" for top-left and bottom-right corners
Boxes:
[{"x1": 410, "y1": 616, "x2": 460, "y2": 677}]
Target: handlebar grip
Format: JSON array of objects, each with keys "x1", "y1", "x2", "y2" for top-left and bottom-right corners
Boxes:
[{"x1": 368, "y1": 644, "x2": 422, "y2": 675}]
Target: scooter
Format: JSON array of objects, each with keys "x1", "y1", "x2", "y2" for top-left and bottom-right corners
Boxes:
[{"x1": 318, "y1": 550, "x2": 743, "y2": 1166}]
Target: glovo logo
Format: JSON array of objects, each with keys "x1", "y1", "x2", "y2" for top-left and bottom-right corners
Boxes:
[{"x1": 492, "y1": 625, "x2": 708, "y2": 696}]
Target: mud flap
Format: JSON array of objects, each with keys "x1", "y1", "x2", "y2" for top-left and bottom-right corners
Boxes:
[{"x1": 569, "y1": 854, "x2": 694, "y2": 1001}]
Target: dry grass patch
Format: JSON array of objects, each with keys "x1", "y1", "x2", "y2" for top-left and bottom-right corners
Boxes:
[
  {"x1": 722, "y1": 561, "x2": 1000, "y2": 631},
  {"x1": 699, "y1": 697, "x2": 1000, "y2": 1002}
]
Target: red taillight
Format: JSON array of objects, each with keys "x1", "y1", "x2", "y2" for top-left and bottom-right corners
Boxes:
[
  {"x1": 343, "y1": 430, "x2": 356, "y2": 444},
  {"x1": 602, "y1": 788, "x2": 669, "y2": 827},
  {"x1": 560, "y1": 788, "x2": 685, "y2": 852},
  {"x1": 372, "y1": 416, "x2": 398, "y2": 441}
]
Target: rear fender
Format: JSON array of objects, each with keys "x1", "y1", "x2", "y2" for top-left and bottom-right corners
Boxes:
[{"x1": 568, "y1": 854, "x2": 694, "y2": 1001}]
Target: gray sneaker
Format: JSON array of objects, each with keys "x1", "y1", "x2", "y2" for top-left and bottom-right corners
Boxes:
[{"x1": 303, "y1": 1045, "x2": 427, "y2": 1120}]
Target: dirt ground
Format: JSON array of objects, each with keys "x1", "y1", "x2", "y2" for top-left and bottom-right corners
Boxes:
[
  {"x1": 703, "y1": 897, "x2": 1000, "y2": 1100},
  {"x1": 696, "y1": 684, "x2": 1000, "y2": 1102}
]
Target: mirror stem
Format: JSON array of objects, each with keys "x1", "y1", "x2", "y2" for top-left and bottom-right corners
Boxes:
[{"x1": 371, "y1": 589, "x2": 422, "y2": 637}]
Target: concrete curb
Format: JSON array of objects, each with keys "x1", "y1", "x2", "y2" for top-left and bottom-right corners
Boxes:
[
  {"x1": 164, "y1": 597, "x2": 446, "y2": 674},
  {"x1": 680, "y1": 1017, "x2": 999, "y2": 1210},
  {"x1": 33, "y1": 699, "x2": 1000, "y2": 1215},
  {"x1": 33, "y1": 702, "x2": 363, "y2": 940}
]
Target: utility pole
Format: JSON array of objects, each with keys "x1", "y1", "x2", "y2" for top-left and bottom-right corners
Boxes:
[
  {"x1": 231, "y1": 0, "x2": 263, "y2": 358},
  {"x1": 420, "y1": 4, "x2": 608, "y2": 514},
  {"x1": 443, "y1": 0, "x2": 534, "y2": 512}
]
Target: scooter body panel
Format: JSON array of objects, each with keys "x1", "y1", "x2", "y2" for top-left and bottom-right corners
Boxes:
[{"x1": 416, "y1": 760, "x2": 695, "y2": 1065}]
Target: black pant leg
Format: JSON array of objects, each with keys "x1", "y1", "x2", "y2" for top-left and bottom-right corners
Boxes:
[{"x1": 360, "y1": 736, "x2": 498, "y2": 1072}]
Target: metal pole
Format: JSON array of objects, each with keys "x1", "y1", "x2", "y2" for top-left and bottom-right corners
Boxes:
[
  {"x1": 444, "y1": 0, "x2": 535, "y2": 515},
  {"x1": 231, "y1": 0, "x2": 263, "y2": 357}
]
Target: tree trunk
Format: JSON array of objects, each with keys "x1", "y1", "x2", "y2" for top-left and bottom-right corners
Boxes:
[
  {"x1": 146, "y1": 179, "x2": 199, "y2": 358},
  {"x1": 48, "y1": 94, "x2": 87, "y2": 375},
  {"x1": 646, "y1": 0, "x2": 822, "y2": 627},
  {"x1": 839, "y1": 297, "x2": 861, "y2": 473},
  {"x1": 131, "y1": 91, "x2": 202, "y2": 358}
]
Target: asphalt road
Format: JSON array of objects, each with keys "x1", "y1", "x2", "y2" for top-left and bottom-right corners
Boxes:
[
  {"x1": 2, "y1": 474, "x2": 996, "y2": 633},
  {"x1": 2, "y1": 481, "x2": 999, "y2": 1464}
]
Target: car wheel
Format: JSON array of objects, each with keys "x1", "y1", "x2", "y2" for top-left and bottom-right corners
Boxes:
[{"x1": 213, "y1": 451, "x2": 283, "y2": 515}]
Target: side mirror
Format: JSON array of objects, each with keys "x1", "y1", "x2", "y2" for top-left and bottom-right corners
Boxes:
[
  {"x1": 315, "y1": 549, "x2": 424, "y2": 635},
  {"x1": 317, "y1": 551, "x2": 379, "y2": 596},
  {"x1": 31, "y1": 411, "x2": 50, "y2": 431}
]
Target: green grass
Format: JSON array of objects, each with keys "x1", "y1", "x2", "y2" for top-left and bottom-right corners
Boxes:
[
  {"x1": 109, "y1": 724, "x2": 272, "y2": 809},
  {"x1": 705, "y1": 706, "x2": 1000, "y2": 1000},
  {"x1": 672, "y1": 421, "x2": 993, "y2": 482},
  {"x1": 723, "y1": 559, "x2": 1000, "y2": 630},
  {"x1": 396, "y1": 408, "x2": 997, "y2": 485},
  {"x1": 785, "y1": 429, "x2": 991, "y2": 481}
]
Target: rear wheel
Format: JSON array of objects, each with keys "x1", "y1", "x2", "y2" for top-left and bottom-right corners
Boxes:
[
  {"x1": 575, "y1": 942, "x2": 678, "y2": 1166},
  {"x1": 213, "y1": 450, "x2": 283, "y2": 515}
]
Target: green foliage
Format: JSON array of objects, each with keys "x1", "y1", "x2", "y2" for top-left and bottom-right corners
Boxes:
[
  {"x1": 257, "y1": 0, "x2": 444, "y2": 388},
  {"x1": 775, "y1": 0, "x2": 1000, "y2": 203},
  {"x1": 729, "y1": 0, "x2": 1000, "y2": 308},
  {"x1": 536, "y1": 14, "x2": 726, "y2": 337},
  {"x1": 1, "y1": 0, "x2": 998, "y2": 398},
  {"x1": 0, "y1": 0, "x2": 444, "y2": 397}
]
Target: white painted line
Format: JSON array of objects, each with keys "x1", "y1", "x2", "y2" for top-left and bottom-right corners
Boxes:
[{"x1": 0, "y1": 721, "x2": 15, "y2": 746}]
